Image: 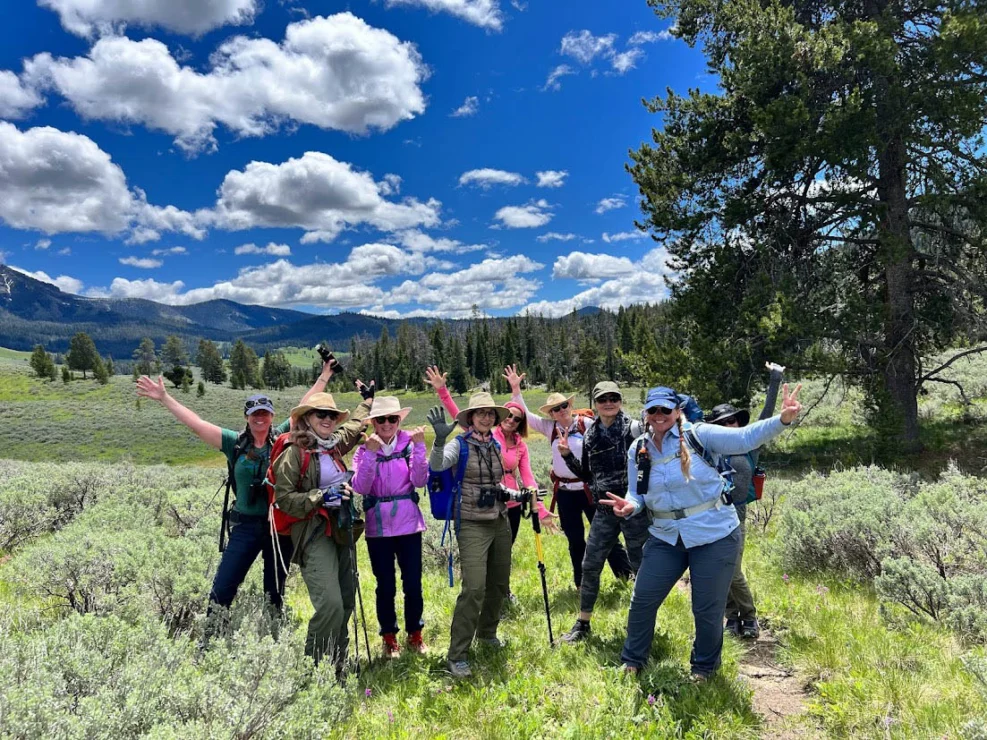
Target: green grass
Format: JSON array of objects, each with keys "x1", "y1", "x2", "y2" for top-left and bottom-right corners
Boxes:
[
  {"x1": 0, "y1": 346, "x2": 30, "y2": 363},
  {"x1": 2, "y1": 355, "x2": 987, "y2": 736}
]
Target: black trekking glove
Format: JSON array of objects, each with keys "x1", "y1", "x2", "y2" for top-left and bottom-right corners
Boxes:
[
  {"x1": 426, "y1": 406, "x2": 456, "y2": 445},
  {"x1": 356, "y1": 379, "x2": 376, "y2": 401}
]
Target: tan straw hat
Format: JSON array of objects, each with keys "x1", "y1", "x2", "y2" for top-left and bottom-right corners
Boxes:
[
  {"x1": 367, "y1": 396, "x2": 412, "y2": 423},
  {"x1": 538, "y1": 392, "x2": 576, "y2": 415},
  {"x1": 456, "y1": 391, "x2": 510, "y2": 427},
  {"x1": 290, "y1": 392, "x2": 350, "y2": 424}
]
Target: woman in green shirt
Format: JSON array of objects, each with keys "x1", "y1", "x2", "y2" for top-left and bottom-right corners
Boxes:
[{"x1": 137, "y1": 361, "x2": 335, "y2": 618}]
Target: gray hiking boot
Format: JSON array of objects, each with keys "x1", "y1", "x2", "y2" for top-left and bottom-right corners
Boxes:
[
  {"x1": 448, "y1": 659, "x2": 472, "y2": 678},
  {"x1": 724, "y1": 617, "x2": 741, "y2": 636},
  {"x1": 478, "y1": 636, "x2": 506, "y2": 649},
  {"x1": 740, "y1": 618, "x2": 760, "y2": 639},
  {"x1": 561, "y1": 620, "x2": 592, "y2": 643}
]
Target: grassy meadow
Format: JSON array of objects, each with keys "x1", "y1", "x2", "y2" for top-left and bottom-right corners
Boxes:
[{"x1": 2, "y1": 352, "x2": 987, "y2": 737}]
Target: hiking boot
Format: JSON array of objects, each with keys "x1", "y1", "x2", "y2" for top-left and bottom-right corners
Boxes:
[
  {"x1": 740, "y1": 618, "x2": 760, "y2": 640},
  {"x1": 507, "y1": 591, "x2": 519, "y2": 606},
  {"x1": 382, "y1": 633, "x2": 401, "y2": 659},
  {"x1": 561, "y1": 620, "x2": 592, "y2": 643},
  {"x1": 622, "y1": 664, "x2": 639, "y2": 676},
  {"x1": 406, "y1": 630, "x2": 428, "y2": 655},
  {"x1": 689, "y1": 671, "x2": 711, "y2": 685},
  {"x1": 448, "y1": 659, "x2": 472, "y2": 678},
  {"x1": 478, "y1": 636, "x2": 506, "y2": 649},
  {"x1": 724, "y1": 617, "x2": 741, "y2": 636}
]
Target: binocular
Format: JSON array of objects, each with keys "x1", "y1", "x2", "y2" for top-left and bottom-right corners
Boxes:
[{"x1": 315, "y1": 343, "x2": 343, "y2": 373}]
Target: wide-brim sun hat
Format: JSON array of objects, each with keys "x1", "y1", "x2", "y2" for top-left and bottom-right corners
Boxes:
[
  {"x1": 367, "y1": 396, "x2": 412, "y2": 423},
  {"x1": 539, "y1": 392, "x2": 576, "y2": 415},
  {"x1": 290, "y1": 392, "x2": 350, "y2": 424},
  {"x1": 707, "y1": 403, "x2": 750, "y2": 427},
  {"x1": 456, "y1": 391, "x2": 510, "y2": 427}
]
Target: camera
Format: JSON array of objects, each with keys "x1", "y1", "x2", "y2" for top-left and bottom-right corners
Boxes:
[
  {"x1": 315, "y1": 343, "x2": 343, "y2": 373},
  {"x1": 477, "y1": 486, "x2": 502, "y2": 509},
  {"x1": 248, "y1": 480, "x2": 267, "y2": 505}
]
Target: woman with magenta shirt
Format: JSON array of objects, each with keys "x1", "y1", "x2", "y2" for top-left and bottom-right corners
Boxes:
[{"x1": 351, "y1": 396, "x2": 430, "y2": 659}]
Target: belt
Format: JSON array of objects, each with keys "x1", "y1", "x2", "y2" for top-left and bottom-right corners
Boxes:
[
  {"x1": 228, "y1": 509, "x2": 267, "y2": 524},
  {"x1": 649, "y1": 497, "x2": 721, "y2": 521}
]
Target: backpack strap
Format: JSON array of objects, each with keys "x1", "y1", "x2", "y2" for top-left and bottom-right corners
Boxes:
[
  {"x1": 683, "y1": 425, "x2": 736, "y2": 504},
  {"x1": 635, "y1": 438, "x2": 651, "y2": 499}
]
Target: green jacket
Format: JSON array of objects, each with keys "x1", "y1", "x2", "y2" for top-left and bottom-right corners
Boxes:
[{"x1": 273, "y1": 398, "x2": 371, "y2": 563}]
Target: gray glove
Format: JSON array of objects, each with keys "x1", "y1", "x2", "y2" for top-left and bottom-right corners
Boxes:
[{"x1": 426, "y1": 405, "x2": 457, "y2": 444}]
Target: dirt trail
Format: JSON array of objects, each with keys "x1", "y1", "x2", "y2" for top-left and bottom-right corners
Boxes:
[{"x1": 737, "y1": 627, "x2": 820, "y2": 739}]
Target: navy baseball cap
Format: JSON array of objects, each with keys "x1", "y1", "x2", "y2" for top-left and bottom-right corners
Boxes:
[{"x1": 643, "y1": 387, "x2": 681, "y2": 411}]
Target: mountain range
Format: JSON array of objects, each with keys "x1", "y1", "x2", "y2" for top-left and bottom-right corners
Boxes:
[{"x1": 0, "y1": 265, "x2": 599, "y2": 357}]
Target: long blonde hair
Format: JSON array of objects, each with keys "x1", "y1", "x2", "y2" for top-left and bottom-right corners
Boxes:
[{"x1": 676, "y1": 414, "x2": 692, "y2": 481}]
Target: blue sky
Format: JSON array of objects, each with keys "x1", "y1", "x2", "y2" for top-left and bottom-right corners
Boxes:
[{"x1": 0, "y1": 0, "x2": 709, "y2": 318}]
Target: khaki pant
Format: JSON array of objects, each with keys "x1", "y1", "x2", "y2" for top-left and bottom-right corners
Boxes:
[
  {"x1": 448, "y1": 516, "x2": 512, "y2": 661},
  {"x1": 725, "y1": 512, "x2": 757, "y2": 620},
  {"x1": 299, "y1": 534, "x2": 355, "y2": 666}
]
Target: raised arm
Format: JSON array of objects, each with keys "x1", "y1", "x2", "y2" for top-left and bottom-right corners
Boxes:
[
  {"x1": 332, "y1": 390, "x2": 373, "y2": 456},
  {"x1": 758, "y1": 362, "x2": 785, "y2": 421},
  {"x1": 698, "y1": 382, "x2": 803, "y2": 456},
  {"x1": 137, "y1": 375, "x2": 222, "y2": 449},
  {"x1": 558, "y1": 429, "x2": 589, "y2": 482},
  {"x1": 504, "y1": 364, "x2": 554, "y2": 438},
  {"x1": 427, "y1": 406, "x2": 461, "y2": 471},
  {"x1": 297, "y1": 358, "x2": 336, "y2": 409}
]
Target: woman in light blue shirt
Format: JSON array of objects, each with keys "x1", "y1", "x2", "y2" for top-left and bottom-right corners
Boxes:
[{"x1": 604, "y1": 383, "x2": 802, "y2": 680}]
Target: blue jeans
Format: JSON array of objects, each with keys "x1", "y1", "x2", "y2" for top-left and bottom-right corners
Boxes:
[
  {"x1": 209, "y1": 513, "x2": 294, "y2": 612},
  {"x1": 366, "y1": 532, "x2": 424, "y2": 636},
  {"x1": 620, "y1": 527, "x2": 740, "y2": 675}
]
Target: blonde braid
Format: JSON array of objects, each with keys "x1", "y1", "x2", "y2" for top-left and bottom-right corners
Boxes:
[{"x1": 676, "y1": 415, "x2": 692, "y2": 481}]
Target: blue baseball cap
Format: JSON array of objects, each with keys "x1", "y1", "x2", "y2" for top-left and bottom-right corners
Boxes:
[
  {"x1": 244, "y1": 394, "x2": 274, "y2": 415},
  {"x1": 643, "y1": 387, "x2": 682, "y2": 411}
]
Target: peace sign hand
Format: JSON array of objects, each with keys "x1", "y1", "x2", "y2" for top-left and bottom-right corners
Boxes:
[
  {"x1": 779, "y1": 383, "x2": 803, "y2": 425},
  {"x1": 556, "y1": 428, "x2": 571, "y2": 456},
  {"x1": 599, "y1": 491, "x2": 636, "y2": 518}
]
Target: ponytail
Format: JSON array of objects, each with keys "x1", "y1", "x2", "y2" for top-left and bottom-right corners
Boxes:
[{"x1": 676, "y1": 415, "x2": 692, "y2": 481}]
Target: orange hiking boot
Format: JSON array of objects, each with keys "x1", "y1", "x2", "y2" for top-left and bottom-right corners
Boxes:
[
  {"x1": 406, "y1": 630, "x2": 429, "y2": 655},
  {"x1": 382, "y1": 633, "x2": 401, "y2": 660}
]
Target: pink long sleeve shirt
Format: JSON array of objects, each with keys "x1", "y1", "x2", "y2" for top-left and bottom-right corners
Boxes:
[
  {"x1": 436, "y1": 386, "x2": 550, "y2": 518},
  {"x1": 351, "y1": 429, "x2": 428, "y2": 538}
]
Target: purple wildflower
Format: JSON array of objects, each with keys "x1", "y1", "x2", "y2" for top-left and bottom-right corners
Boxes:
[
  {"x1": 782, "y1": 573, "x2": 790, "y2": 583},
  {"x1": 647, "y1": 694, "x2": 656, "y2": 706},
  {"x1": 365, "y1": 688, "x2": 373, "y2": 698}
]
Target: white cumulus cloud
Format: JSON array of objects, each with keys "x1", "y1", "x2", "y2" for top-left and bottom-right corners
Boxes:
[
  {"x1": 542, "y1": 64, "x2": 576, "y2": 91},
  {"x1": 0, "y1": 70, "x2": 44, "y2": 119},
  {"x1": 628, "y1": 30, "x2": 674, "y2": 45},
  {"x1": 119, "y1": 256, "x2": 163, "y2": 269},
  {"x1": 602, "y1": 230, "x2": 648, "y2": 243},
  {"x1": 395, "y1": 229, "x2": 487, "y2": 253},
  {"x1": 38, "y1": 0, "x2": 259, "y2": 36},
  {"x1": 552, "y1": 251, "x2": 636, "y2": 280},
  {"x1": 459, "y1": 168, "x2": 525, "y2": 188},
  {"x1": 451, "y1": 96, "x2": 479, "y2": 117},
  {"x1": 24, "y1": 14, "x2": 427, "y2": 154},
  {"x1": 201, "y1": 151, "x2": 441, "y2": 240},
  {"x1": 522, "y1": 247, "x2": 674, "y2": 316},
  {"x1": 0, "y1": 122, "x2": 199, "y2": 241},
  {"x1": 535, "y1": 170, "x2": 568, "y2": 188},
  {"x1": 150, "y1": 246, "x2": 187, "y2": 256},
  {"x1": 234, "y1": 243, "x2": 292, "y2": 256},
  {"x1": 595, "y1": 196, "x2": 627, "y2": 214},
  {"x1": 560, "y1": 30, "x2": 617, "y2": 64},
  {"x1": 35, "y1": 239, "x2": 52, "y2": 250},
  {"x1": 493, "y1": 199, "x2": 553, "y2": 228},
  {"x1": 10, "y1": 266, "x2": 84, "y2": 294},
  {"x1": 384, "y1": 0, "x2": 503, "y2": 31},
  {"x1": 536, "y1": 232, "x2": 577, "y2": 242}
]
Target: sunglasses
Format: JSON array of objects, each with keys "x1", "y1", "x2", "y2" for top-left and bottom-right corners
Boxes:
[
  {"x1": 312, "y1": 409, "x2": 340, "y2": 420},
  {"x1": 550, "y1": 402, "x2": 570, "y2": 413},
  {"x1": 596, "y1": 394, "x2": 622, "y2": 404},
  {"x1": 502, "y1": 413, "x2": 523, "y2": 424},
  {"x1": 645, "y1": 405, "x2": 676, "y2": 416},
  {"x1": 244, "y1": 398, "x2": 272, "y2": 411},
  {"x1": 372, "y1": 415, "x2": 401, "y2": 424}
]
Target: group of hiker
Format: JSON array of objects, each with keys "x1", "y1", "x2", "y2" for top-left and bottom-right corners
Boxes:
[{"x1": 136, "y1": 356, "x2": 801, "y2": 683}]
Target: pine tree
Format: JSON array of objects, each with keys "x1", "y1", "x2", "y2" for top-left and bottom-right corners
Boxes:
[
  {"x1": 228, "y1": 340, "x2": 259, "y2": 388},
  {"x1": 62, "y1": 365, "x2": 71, "y2": 384},
  {"x1": 30, "y1": 345, "x2": 54, "y2": 379},
  {"x1": 197, "y1": 380, "x2": 206, "y2": 397},
  {"x1": 93, "y1": 355, "x2": 109, "y2": 385},
  {"x1": 66, "y1": 332, "x2": 99, "y2": 379},
  {"x1": 196, "y1": 339, "x2": 226, "y2": 384},
  {"x1": 448, "y1": 337, "x2": 469, "y2": 394},
  {"x1": 132, "y1": 337, "x2": 158, "y2": 376}
]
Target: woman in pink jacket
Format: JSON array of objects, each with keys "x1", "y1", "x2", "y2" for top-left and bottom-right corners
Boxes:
[
  {"x1": 351, "y1": 396, "x2": 429, "y2": 659},
  {"x1": 424, "y1": 367, "x2": 557, "y2": 602}
]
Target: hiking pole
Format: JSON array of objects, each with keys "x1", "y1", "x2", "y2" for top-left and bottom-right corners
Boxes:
[{"x1": 521, "y1": 488, "x2": 555, "y2": 648}]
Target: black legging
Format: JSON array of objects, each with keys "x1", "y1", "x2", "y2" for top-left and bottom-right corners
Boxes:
[{"x1": 555, "y1": 488, "x2": 632, "y2": 588}]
